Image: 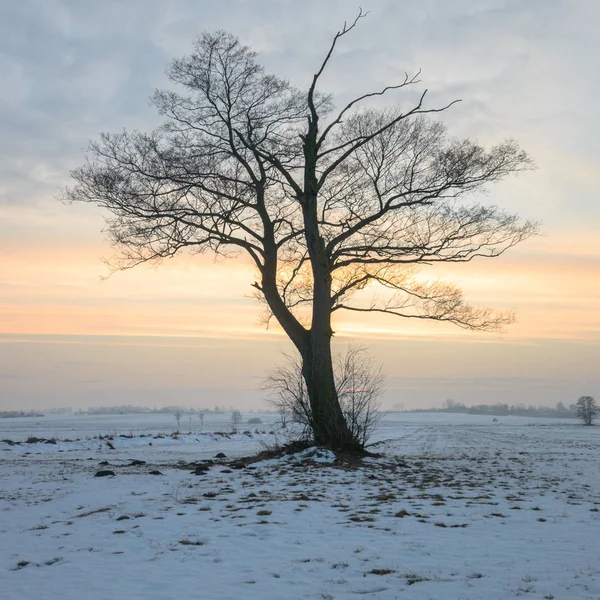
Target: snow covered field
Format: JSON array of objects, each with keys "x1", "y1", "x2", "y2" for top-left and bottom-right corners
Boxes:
[{"x1": 1, "y1": 413, "x2": 599, "y2": 599}]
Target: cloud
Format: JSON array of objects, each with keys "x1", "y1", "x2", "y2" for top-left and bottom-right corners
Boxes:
[
  {"x1": 1, "y1": 0, "x2": 597, "y2": 208},
  {"x1": 1, "y1": 0, "x2": 598, "y2": 408}
]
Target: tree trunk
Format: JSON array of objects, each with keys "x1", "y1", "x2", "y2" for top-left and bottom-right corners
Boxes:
[
  {"x1": 301, "y1": 333, "x2": 352, "y2": 449},
  {"x1": 298, "y1": 117, "x2": 360, "y2": 452},
  {"x1": 301, "y1": 255, "x2": 358, "y2": 452}
]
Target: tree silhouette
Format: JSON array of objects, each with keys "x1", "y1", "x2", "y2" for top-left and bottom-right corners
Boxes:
[
  {"x1": 576, "y1": 396, "x2": 598, "y2": 426},
  {"x1": 64, "y1": 13, "x2": 537, "y2": 451}
]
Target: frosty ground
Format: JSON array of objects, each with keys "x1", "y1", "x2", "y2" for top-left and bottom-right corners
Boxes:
[{"x1": 1, "y1": 413, "x2": 599, "y2": 599}]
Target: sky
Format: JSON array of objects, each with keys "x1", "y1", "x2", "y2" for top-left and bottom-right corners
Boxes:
[{"x1": 1, "y1": 0, "x2": 599, "y2": 411}]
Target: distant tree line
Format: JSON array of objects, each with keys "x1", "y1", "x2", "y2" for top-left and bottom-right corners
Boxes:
[
  {"x1": 1, "y1": 405, "x2": 261, "y2": 418},
  {"x1": 85, "y1": 405, "x2": 233, "y2": 416},
  {"x1": 0, "y1": 410, "x2": 45, "y2": 419},
  {"x1": 412, "y1": 399, "x2": 581, "y2": 419}
]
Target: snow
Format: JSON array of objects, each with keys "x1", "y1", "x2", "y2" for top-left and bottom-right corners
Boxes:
[
  {"x1": 1, "y1": 413, "x2": 599, "y2": 599},
  {"x1": 0, "y1": 411, "x2": 280, "y2": 443}
]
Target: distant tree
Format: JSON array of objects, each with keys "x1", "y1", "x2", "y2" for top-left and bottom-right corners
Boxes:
[
  {"x1": 64, "y1": 12, "x2": 537, "y2": 452},
  {"x1": 174, "y1": 411, "x2": 182, "y2": 430},
  {"x1": 277, "y1": 406, "x2": 291, "y2": 429},
  {"x1": 198, "y1": 412, "x2": 205, "y2": 429},
  {"x1": 231, "y1": 410, "x2": 242, "y2": 433},
  {"x1": 576, "y1": 396, "x2": 598, "y2": 426}
]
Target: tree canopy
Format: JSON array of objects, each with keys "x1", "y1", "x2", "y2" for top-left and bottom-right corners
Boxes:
[{"x1": 64, "y1": 14, "x2": 537, "y2": 450}]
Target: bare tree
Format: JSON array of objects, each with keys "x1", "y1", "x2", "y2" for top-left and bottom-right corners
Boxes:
[
  {"x1": 277, "y1": 406, "x2": 290, "y2": 429},
  {"x1": 576, "y1": 396, "x2": 598, "y2": 426},
  {"x1": 174, "y1": 411, "x2": 182, "y2": 431},
  {"x1": 64, "y1": 13, "x2": 537, "y2": 451},
  {"x1": 265, "y1": 345, "x2": 383, "y2": 447},
  {"x1": 231, "y1": 410, "x2": 242, "y2": 433}
]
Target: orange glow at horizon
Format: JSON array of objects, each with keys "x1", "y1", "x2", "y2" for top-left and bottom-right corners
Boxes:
[{"x1": 2, "y1": 229, "x2": 599, "y2": 344}]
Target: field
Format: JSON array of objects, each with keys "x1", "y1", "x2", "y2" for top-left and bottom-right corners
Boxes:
[{"x1": 1, "y1": 412, "x2": 599, "y2": 599}]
